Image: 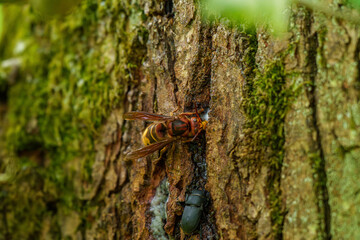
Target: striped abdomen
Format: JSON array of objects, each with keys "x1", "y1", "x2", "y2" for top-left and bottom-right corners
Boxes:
[{"x1": 141, "y1": 123, "x2": 168, "y2": 146}]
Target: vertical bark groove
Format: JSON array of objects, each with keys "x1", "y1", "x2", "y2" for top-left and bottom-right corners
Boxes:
[
  {"x1": 164, "y1": 32, "x2": 179, "y2": 105},
  {"x1": 304, "y1": 11, "x2": 332, "y2": 240},
  {"x1": 353, "y1": 38, "x2": 360, "y2": 99}
]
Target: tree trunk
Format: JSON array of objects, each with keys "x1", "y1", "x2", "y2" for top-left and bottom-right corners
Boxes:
[{"x1": 0, "y1": 1, "x2": 359, "y2": 239}]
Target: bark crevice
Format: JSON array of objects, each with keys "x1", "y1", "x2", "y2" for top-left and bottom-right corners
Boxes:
[
  {"x1": 353, "y1": 37, "x2": 360, "y2": 99},
  {"x1": 164, "y1": 31, "x2": 179, "y2": 105},
  {"x1": 304, "y1": 11, "x2": 332, "y2": 240}
]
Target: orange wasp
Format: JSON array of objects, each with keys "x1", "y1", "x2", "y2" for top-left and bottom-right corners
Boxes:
[{"x1": 124, "y1": 107, "x2": 207, "y2": 160}]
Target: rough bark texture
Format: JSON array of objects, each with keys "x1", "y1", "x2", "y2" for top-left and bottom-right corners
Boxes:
[{"x1": 0, "y1": 0, "x2": 359, "y2": 240}]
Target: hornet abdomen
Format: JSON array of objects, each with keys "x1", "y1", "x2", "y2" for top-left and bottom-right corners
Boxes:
[{"x1": 141, "y1": 123, "x2": 168, "y2": 145}]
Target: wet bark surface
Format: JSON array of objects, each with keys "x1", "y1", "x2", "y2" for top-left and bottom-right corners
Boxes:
[{"x1": 0, "y1": 1, "x2": 360, "y2": 240}]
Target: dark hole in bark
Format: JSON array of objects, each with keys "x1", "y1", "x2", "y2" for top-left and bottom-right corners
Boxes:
[
  {"x1": 164, "y1": 0, "x2": 174, "y2": 16},
  {"x1": 46, "y1": 200, "x2": 58, "y2": 214},
  {"x1": 0, "y1": 85, "x2": 7, "y2": 103}
]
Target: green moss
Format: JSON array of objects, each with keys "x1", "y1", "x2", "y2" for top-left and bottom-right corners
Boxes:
[
  {"x1": 242, "y1": 59, "x2": 298, "y2": 237},
  {"x1": 0, "y1": 0, "x2": 147, "y2": 238},
  {"x1": 243, "y1": 33, "x2": 258, "y2": 78}
]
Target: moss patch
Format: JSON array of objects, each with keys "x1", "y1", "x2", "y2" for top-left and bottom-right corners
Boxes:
[
  {"x1": 242, "y1": 59, "x2": 298, "y2": 237},
  {"x1": 0, "y1": 0, "x2": 147, "y2": 238}
]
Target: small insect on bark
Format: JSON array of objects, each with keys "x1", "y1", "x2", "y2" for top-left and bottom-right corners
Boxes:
[
  {"x1": 123, "y1": 106, "x2": 207, "y2": 160},
  {"x1": 180, "y1": 189, "x2": 207, "y2": 234}
]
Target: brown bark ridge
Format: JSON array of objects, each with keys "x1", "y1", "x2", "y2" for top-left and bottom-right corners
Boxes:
[{"x1": 0, "y1": 1, "x2": 360, "y2": 240}]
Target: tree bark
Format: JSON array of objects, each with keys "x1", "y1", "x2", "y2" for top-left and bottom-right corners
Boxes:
[{"x1": 0, "y1": 1, "x2": 359, "y2": 240}]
